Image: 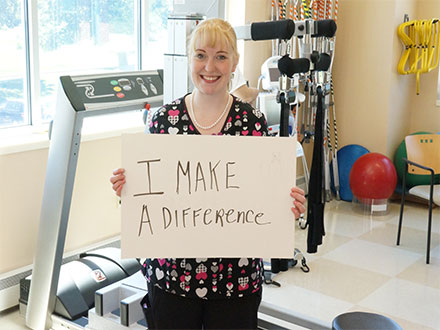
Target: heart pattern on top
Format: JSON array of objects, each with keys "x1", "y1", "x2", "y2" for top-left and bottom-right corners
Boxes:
[
  {"x1": 168, "y1": 115, "x2": 179, "y2": 125},
  {"x1": 168, "y1": 127, "x2": 179, "y2": 134},
  {"x1": 196, "y1": 287, "x2": 208, "y2": 298},
  {"x1": 155, "y1": 268, "x2": 164, "y2": 280},
  {"x1": 238, "y1": 258, "x2": 249, "y2": 267}
]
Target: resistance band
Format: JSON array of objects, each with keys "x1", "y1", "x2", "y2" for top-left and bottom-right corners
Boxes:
[{"x1": 398, "y1": 18, "x2": 440, "y2": 94}]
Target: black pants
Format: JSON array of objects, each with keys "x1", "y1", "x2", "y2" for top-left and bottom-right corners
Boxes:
[{"x1": 143, "y1": 285, "x2": 262, "y2": 329}]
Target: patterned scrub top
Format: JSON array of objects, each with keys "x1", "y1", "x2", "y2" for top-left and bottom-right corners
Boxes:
[{"x1": 143, "y1": 93, "x2": 269, "y2": 300}]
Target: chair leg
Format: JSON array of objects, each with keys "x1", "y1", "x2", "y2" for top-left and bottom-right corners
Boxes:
[
  {"x1": 397, "y1": 163, "x2": 408, "y2": 246},
  {"x1": 397, "y1": 195, "x2": 405, "y2": 246},
  {"x1": 427, "y1": 205, "x2": 432, "y2": 264},
  {"x1": 426, "y1": 180, "x2": 434, "y2": 264}
]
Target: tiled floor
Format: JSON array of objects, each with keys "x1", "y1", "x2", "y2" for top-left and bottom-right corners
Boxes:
[
  {"x1": 1, "y1": 200, "x2": 439, "y2": 329},
  {"x1": 263, "y1": 200, "x2": 440, "y2": 330}
]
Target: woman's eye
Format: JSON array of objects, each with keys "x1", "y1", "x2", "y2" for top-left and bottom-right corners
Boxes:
[
  {"x1": 217, "y1": 55, "x2": 227, "y2": 60},
  {"x1": 195, "y1": 53, "x2": 205, "y2": 59}
]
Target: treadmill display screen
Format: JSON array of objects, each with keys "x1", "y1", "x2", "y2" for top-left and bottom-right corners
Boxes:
[{"x1": 269, "y1": 68, "x2": 281, "y2": 81}]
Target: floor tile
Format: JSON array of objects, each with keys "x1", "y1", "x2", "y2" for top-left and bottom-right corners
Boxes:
[
  {"x1": 397, "y1": 256, "x2": 440, "y2": 289},
  {"x1": 294, "y1": 226, "x2": 352, "y2": 262},
  {"x1": 269, "y1": 258, "x2": 391, "y2": 304},
  {"x1": 431, "y1": 244, "x2": 440, "y2": 259},
  {"x1": 0, "y1": 307, "x2": 27, "y2": 330},
  {"x1": 359, "y1": 278, "x2": 440, "y2": 329},
  {"x1": 326, "y1": 199, "x2": 399, "y2": 220},
  {"x1": 389, "y1": 203, "x2": 440, "y2": 234},
  {"x1": 323, "y1": 239, "x2": 422, "y2": 277},
  {"x1": 263, "y1": 282, "x2": 354, "y2": 325},
  {"x1": 358, "y1": 222, "x2": 440, "y2": 255},
  {"x1": 323, "y1": 202, "x2": 388, "y2": 238}
]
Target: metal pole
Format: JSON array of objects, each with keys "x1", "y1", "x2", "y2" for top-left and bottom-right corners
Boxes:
[{"x1": 26, "y1": 82, "x2": 84, "y2": 330}]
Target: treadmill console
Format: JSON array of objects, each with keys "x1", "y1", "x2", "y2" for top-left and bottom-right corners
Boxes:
[{"x1": 60, "y1": 70, "x2": 164, "y2": 112}]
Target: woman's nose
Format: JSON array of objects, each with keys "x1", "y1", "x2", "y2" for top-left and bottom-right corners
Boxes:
[{"x1": 205, "y1": 57, "x2": 215, "y2": 71}]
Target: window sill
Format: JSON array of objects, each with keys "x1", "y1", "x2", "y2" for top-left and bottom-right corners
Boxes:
[{"x1": 0, "y1": 111, "x2": 147, "y2": 156}]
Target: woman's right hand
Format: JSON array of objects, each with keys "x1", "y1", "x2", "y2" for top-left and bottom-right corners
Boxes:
[{"x1": 110, "y1": 168, "x2": 126, "y2": 197}]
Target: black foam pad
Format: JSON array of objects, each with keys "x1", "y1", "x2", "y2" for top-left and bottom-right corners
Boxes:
[
  {"x1": 278, "y1": 55, "x2": 310, "y2": 77},
  {"x1": 314, "y1": 53, "x2": 331, "y2": 71},
  {"x1": 313, "y1": 19, "x2": 337, "y2": 38},
  {"x1": 251, "y1": 19, "x2": 295, "y2": 41}
]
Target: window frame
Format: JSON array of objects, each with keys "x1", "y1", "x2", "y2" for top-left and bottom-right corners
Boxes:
[
  {"x1": 2, "y1": 0, "x2": 169, "y2": 131},
  {"x1": 26, "y1": 0, "x2": 42, "y2": 126}
]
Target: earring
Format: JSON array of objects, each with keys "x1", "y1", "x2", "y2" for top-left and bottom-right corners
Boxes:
[{"x1": 228, "y1": 72, "x2": 235, "y2": 91}]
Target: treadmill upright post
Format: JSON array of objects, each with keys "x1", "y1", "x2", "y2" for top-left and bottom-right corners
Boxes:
[{"x1": 26, "y1": 82, "x2": 84, "y2": 330}]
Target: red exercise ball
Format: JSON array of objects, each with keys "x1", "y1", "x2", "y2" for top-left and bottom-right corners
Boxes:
[{"x1": 349, "y1": 153, "x2": 397, "y2": 200}]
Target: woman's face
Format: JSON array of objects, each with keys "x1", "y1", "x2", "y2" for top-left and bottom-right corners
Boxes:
[{"x1": 190, "y1": 40, "x2": 237, "y2": 97}]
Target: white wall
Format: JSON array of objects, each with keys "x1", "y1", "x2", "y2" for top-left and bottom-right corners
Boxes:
[{"x1": 0, "y1": 136, "x2": 123, "y2": 273}]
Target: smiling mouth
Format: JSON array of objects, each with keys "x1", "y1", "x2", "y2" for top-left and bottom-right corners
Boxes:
[{"x1": 201, "y1": 75, "x2": 220, "y2": 82}]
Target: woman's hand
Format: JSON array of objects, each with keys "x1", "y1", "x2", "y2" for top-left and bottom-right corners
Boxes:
[
  {"x1": 110, "y1": 168, "x2": 126, "y2": 197},
  {"x1": 290, "y1": 186, "x2": 306, "y2": 219}
]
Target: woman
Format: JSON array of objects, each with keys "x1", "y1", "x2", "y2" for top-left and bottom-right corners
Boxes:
[{"x1": 110, "y1": 18, "x2": 306, "y2": 329}]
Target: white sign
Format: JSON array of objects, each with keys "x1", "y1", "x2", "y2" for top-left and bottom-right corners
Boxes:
[{"x1": 121, "y1": 133, "x2": 296, "y2": 258}]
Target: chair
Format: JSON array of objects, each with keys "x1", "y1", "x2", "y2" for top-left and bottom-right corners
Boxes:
[{"x1": 396, "y1": 134, "x2": 440, "y2": 264}]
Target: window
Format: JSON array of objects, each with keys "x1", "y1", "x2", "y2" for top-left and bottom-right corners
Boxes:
[
  {"x1": 0, "y1": 1, "x2": 27, "y2": 128},
  {"x1": 0, "y1": 0, "x2": 172, "y2": 129}
]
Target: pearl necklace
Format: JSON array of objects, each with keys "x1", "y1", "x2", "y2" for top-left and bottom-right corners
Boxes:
[{"x1": 190, "y1": 93, "x2": 231, "y2": 130}]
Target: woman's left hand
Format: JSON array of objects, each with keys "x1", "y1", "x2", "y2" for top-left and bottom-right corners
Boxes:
[{"x1": 290, "y1": 186, "x2": 306, "y2": 219}]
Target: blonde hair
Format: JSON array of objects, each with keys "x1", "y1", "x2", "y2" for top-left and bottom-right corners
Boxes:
[{"x1": 188, "y1": 18, "x2": 239, "y2": 63}]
